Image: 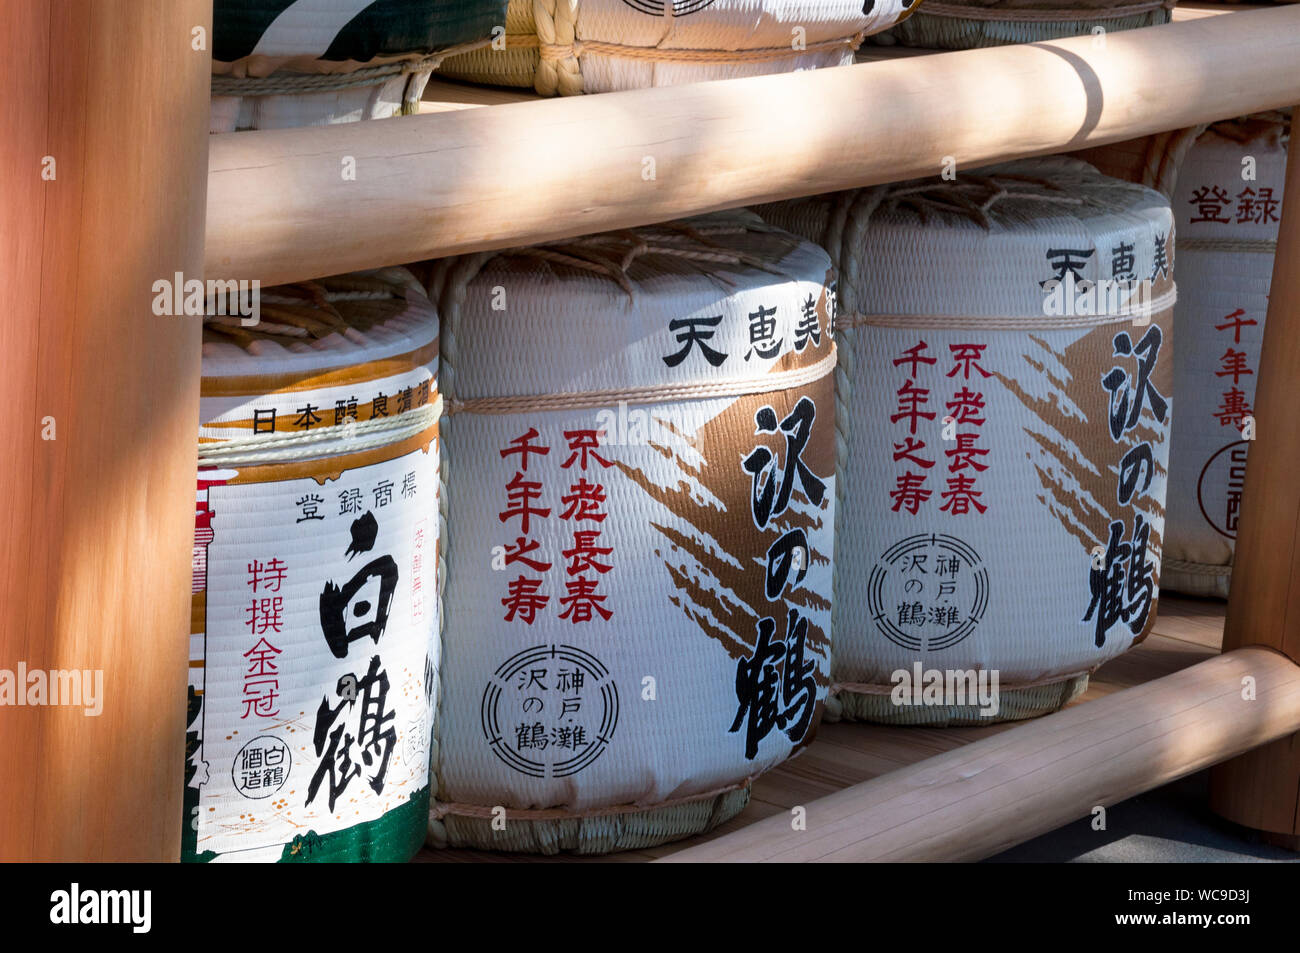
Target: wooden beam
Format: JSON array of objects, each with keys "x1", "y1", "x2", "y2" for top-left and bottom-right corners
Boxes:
[
  {"x1": 1209, "y1": 101, "x2": 1300, "y2": 842},
  {"x1": 658, "y1": 648, "x2": 1300, "y2": 862},
  {"x1": 0, "y1": 0, "x2": 209, "y2": 861},
  {"x1": 1173, "y1": 2, "x2": 1274, "y2": 21},
  {"x1": 205, "y1": 6, "x2": 1300, "y2": 287}
]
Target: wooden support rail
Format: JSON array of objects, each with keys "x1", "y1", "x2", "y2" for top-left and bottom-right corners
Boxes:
[
  {"x1": 206, "y1": 6, "x2": 1300, "y2": 287},
  {"x1": 659, "y1": 648, "x2": 1300, "y2": 862}
]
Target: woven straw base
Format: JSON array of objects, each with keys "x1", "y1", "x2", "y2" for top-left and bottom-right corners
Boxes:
[
  {"x1": 1162, "y1": 561, "x2": 1232, "y2": 600},
  {"x1": 827, "y1": 675, "x2": 1089, "y2": 727},
  {"x1": 437, "y1": 47, "x2": 539, "y2": 88},
  {"x1": 887, "y1": 10, "x2": 1171, "y2": 50},
  {"x1": 428, "y1": 787, "x2": 750, "y2": 855}
]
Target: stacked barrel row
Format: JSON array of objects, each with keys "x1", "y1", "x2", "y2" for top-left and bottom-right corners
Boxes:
[
  {"x1": 209, "y1": 0, "x2": 921, "y2": 130},
  {"x1": 186, "y1": 2, "x2": 1281, "y2": 859}
]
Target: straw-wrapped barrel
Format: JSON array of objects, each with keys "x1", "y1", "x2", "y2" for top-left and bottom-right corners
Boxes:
[
  {"x1": 437, "y1": 0, "x2": 923, "y2": 95},
  {"x1": 424, "y1": 212, "x2": 837, "y2": 852},
  {"x1": 760, "y1": 158, "x2": 1176, "y2": 725},
  {"x1": 186, "y1": 268, "x2": 441, "y2": 862},
  {"x1": 211, "y1": 0, "x2": 507, "y2": 130},
  {"x1": 1161, "y1": 115, "x2": 1289, "y2": 597}
]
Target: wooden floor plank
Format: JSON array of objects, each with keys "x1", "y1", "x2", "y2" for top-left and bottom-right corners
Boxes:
[{"x1": 418, "y1": 596, "x2": 1223, "y2": 861}]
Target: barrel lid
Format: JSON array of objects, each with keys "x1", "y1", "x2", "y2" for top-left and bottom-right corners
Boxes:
[
  {"x1": 760, "y1": 157, "x2": 1175, "y2": 321},
  {"x1": 201, "y1": 266, "x2": 438, "y2": 384},
  {"x1": 429, "y1": 211, "x2": 837, "y2": 404}
]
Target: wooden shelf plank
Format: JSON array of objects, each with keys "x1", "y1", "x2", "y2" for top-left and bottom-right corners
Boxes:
[
  {"x1": 1174, "y1": 2, "x2": 1274, "y2": 21},
  {"x1": 418, "y1": 595, "x2": 1233, "y2": 862},
  {"x1": 207, "y1": 8, "x2": 1300, "y2": 287},
  {"x1": 661, "y1": 645, "x2": 1300, "y2": 862}
]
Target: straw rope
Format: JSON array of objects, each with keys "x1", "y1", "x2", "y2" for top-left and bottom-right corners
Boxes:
[
  {"x1": 428, "y1": 223, "x2": 826, "y2": 416},
  {"x1": 817, "y1": 170, "x2": 1134, "y2": 320},
  {"x1": 534, "y1": 0, "x2": 582, "y2": 95},
  {"x1": 835, "y1": 287, "x2": 1178, "y2": 330},
  {"x1": 197, "y1": 399, "x2": 441, "y2": 465},
  {"x1": 1138, "y1": 125, "x2": 1208, "y2": 199},
  {"x1": 1163, "y1": 557, "x2": 1234, "y2": 577},
  {"x1": 428, "y1": 409, "x2": 452, "y2": 847},
  {"x1": 203, "y1": 273, "x2": 413, "y2": 351},
  {"x1": 491, "y1": 0, "x2": 870, "y2": 94},
  {"x1": 447, "y1": 348, "x2": 836, "y2": 415},
  {"x1": 915, "y1": 0, "x2": 1174, "y2": 22},
  {"x1": 1179, "y1": 238, "x2": 1279, "y2": 254},
  {"x1": 830, "y1": 320, "x2": 853, "y2": 669},
  {"x1": 428, "y1": 219, "x2": 801, "y2": 404},
  {"x1": 209, "y1": 37, "x2": 491, "y2": 96},
  {"x1": 200, "y1": 272, "x2": 439, "y2": 465}
]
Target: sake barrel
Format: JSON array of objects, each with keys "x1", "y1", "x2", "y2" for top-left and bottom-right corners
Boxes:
[
  {"x1": 211, "y1": 0, "x2": 507, "y2": 131},
  {"x1": 880, "y1": 0, "x2": 1172, "y2": 49},
  {"x1": 1162, "y1": 115, "x2": 1289, "y2": 598},
  {"x1": 759, "y1": 158, "x2": 1175, "y2": 726},
  {"x1": 186, "y1": 268, "x2": 441, "y2": 862},
  {"x1": 425, "y1": 213, "x2": 837, "y2": 853},
  {"x1": 435, "y1": 0, "x2": 921, "y2": 96}
]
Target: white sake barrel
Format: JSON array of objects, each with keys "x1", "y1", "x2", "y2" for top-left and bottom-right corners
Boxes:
[
  {"x1": 436, "y1": 0, "x2": 922, "y2": 95},
  {"x1": 760, "y1": 158, "x2": 1175, "y2": 725},
  {"x1": 186, "y1": 268, "x2": 441, "y2": 862},
  {"x1": 210, "y1": 0, "x2": 506, "y2": 131},
  {"x1": 426, "y1": 212, "x2": 837, "y2": 852},
  {"x1": 1162, "y1": 115, "x2": 1289, "y2": 598},
  {"x1": 878, "y1": 0, "x2": 1172, "y2": 49}
]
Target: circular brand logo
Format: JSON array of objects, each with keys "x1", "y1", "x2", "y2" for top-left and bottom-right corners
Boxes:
[
  {"x1": 481, "y1": 644, "x2": 618, "y2": 778},
  {"x1": 866, "y1": 534, "x2": 988, "y2": 652},
  {"x1": 232, "y1": 735, "x2": 291, "y2": 800},
  {"x1": 1197, "y1": 441, "x2": 1250, "y2": 540},
  {"x1": 619, "y1": 0, "x2": 719, "y2": 17}
]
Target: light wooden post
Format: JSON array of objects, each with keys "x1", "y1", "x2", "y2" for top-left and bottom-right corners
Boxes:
[
  {"x1": 1209, "y1": 109, "x2": 1300, "y2": 848},
  {"x1": 0, "y1": 0, "x2": 210, "y2": 861}
]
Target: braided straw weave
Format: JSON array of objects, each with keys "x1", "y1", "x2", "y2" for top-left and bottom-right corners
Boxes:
[
  {"x1": 880, "y1": 0, "x2": 1174, "y2": 49},
  {"x1": 759, "y1": 158, "x2": 1178, "y2": 726},
  {"x1": 420, "y1": 211, "x2": 839, "y2": 853},
  {"x1": 437, "y1": 0, "x2": 921, "y2": 95}
]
